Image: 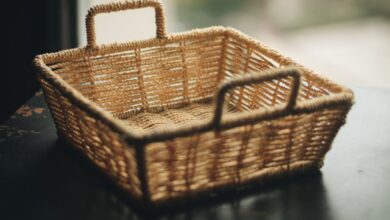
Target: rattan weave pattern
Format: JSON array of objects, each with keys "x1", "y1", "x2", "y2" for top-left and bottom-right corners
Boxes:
[{"x1": 34, "y1": 0, "x2": 353, "y2": 206}]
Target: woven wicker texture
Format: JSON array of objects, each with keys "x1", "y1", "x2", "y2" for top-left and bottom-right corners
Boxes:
[{"x1": 34, "y1": 0, "x2": 353, "y2": 205}]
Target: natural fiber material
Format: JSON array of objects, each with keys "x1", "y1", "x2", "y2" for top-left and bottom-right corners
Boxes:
[{"x1": 34, "y1": 0, "x2": 354, "y2": 206}]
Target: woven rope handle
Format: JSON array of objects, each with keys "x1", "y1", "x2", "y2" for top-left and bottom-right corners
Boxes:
[
  {"x1": 86, "y1": 0, "x2": 167, "y2": 48},
  {"x1": 212, "y1": 67, "x2": 301, "y2": 127}
]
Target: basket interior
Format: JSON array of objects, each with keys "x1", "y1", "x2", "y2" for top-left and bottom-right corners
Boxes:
[{"x1": 46, "y1": 31, "x2": 337, "y2": 132}]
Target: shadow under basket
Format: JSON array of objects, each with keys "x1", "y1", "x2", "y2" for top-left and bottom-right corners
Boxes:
[{"x1": 34, "y1": 0, "x2": 354, "y2": 208}]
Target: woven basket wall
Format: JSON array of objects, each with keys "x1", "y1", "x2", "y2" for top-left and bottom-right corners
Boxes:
[{"x1": 34, "y1": 0, "x2": 354, "y2": 206}]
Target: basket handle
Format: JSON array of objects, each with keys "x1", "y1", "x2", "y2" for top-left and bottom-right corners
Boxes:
[
  {"x1": 86, "y1": 0, "x2": 167, "y2": 48},
  {"x1": 212, "y1": 67, "x2": 301, "y2": 127}
]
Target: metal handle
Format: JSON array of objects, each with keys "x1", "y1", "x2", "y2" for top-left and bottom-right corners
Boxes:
[
  {"x1": 212, "y1": 67, "x2": 301, "y2": 127},
  {"x1": 85, "y1": 0, "x2": 167, "y2": 48}
]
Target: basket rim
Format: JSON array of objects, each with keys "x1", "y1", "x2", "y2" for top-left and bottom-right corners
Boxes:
[{"x1": 34, "y1": 26, "x2": 354, "y2": 145}]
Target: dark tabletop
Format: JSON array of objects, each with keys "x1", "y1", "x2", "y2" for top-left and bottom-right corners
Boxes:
[{"x1": 1, "y1": 87, "x2": 389, "y2": 220}]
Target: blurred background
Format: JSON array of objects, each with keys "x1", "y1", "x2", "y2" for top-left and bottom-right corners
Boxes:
[
  {"x1": 2, "y1": 0, "x2": 390, "y2": 121},
  {"x1": 1, "y1": 0, "x2": 78, "y2": 122}
]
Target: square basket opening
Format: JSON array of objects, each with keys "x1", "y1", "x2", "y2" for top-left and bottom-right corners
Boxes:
[{"x1": 42, "y1": 29, "x2": 341, "y2": 134}]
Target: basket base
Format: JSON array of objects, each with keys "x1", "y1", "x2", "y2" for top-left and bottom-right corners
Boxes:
[
  {"x1": 56, "y1": 134, "x2": 322, "y2": 214},
  {"x1": 116, "y1": 100, "x2": 234, "y2": 132}
]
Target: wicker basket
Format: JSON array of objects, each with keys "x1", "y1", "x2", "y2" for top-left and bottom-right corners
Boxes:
[{"x1": 34, "y1": 0, "x2": 353, "y2": 207}]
